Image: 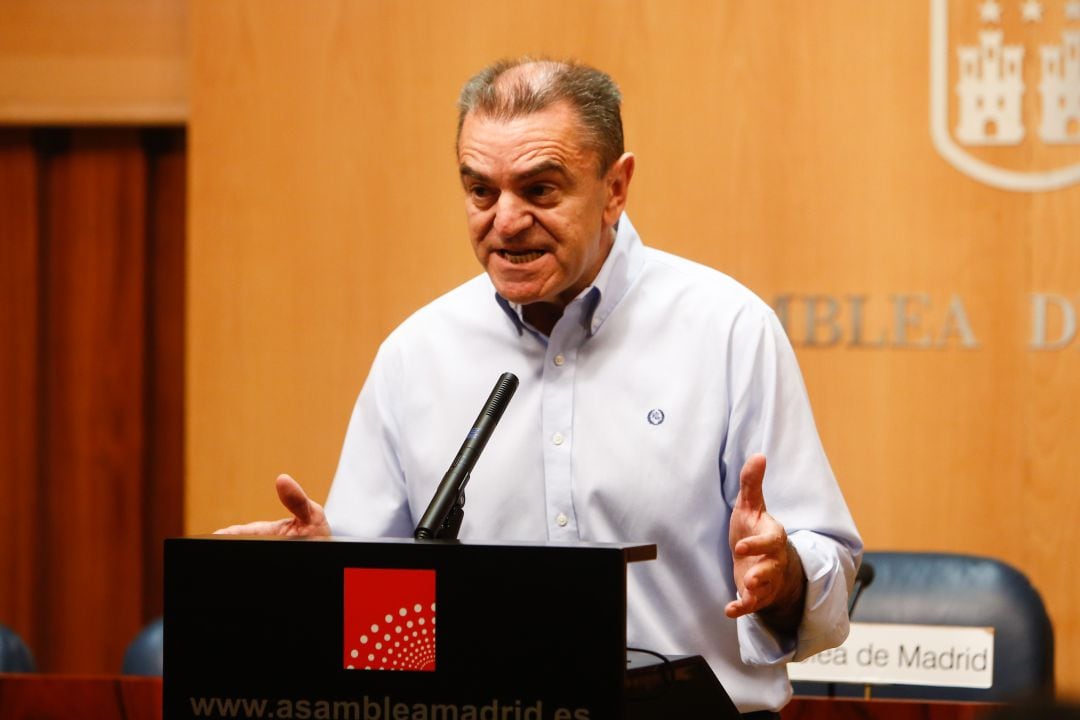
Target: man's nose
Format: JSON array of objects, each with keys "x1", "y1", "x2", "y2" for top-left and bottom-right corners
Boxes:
[{"x1": 492, "y1": 193, "x2": 534, "y2": 239}]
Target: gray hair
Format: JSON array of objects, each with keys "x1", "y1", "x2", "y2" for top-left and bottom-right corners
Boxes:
[{"x1": 456, "y1": 57, "x2": 624, "y2": 175}]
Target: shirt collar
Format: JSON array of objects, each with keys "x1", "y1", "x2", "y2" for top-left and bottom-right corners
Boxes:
[{"x1": 494, "y1": 212, "x2": 646, "y2": 337}]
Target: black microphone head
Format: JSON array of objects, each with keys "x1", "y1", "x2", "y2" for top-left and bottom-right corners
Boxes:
[
  {"x1": 847, "y1": 559, "x2": 876, "y2": 618},
  {"x1": 856, "y1": 560, "x2": 875, "y2": 588},
  {"x1": 484, "y1": 372, "x2": 519, "y2": 418}
]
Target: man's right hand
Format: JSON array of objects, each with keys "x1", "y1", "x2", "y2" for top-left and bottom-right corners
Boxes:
[{"x1": 214, "y1": 474, "x2": 331, "y2": 537}]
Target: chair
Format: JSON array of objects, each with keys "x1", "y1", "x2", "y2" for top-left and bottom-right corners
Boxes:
[
  {"x1": 0, "y1": 623, "x2": 36, "y2": 672},
  {"x1": 122, "y1": 617, "x2": 164, "y2": 676},
  {"x1": 792, "y1": 551, "x2": 1054, "y2": 703}
]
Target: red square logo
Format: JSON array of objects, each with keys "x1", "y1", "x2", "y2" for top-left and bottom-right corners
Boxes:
[{"x1": 343, "y1": 568, "x2": 436, "y2": 671}]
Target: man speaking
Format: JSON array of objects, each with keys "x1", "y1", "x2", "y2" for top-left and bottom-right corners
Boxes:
[{"x1": 219, "y1": 57, "x2": 862, "y2": 717}]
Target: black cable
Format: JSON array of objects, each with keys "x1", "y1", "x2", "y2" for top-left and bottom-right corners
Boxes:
[{"x1": 625, "y1": 647, "x2": 676, "y2": 703}]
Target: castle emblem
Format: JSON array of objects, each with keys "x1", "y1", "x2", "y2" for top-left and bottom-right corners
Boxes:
[
  {"x1": 955, "y1": 30, "x2": 1026, "y2": 144},
  {"x1": 1039, "y1": 30, "x2": 1080, "y2": 142},
  {"x1": 930, "y1": 0, "x2": 1080, "y2": 190}
]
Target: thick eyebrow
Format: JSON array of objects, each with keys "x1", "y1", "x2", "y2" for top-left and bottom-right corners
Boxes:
[
  {"x1": 514, "y1": 160, "x2": 569, "y2": 183},
  {"x1": 459, "y1": 164, "x2": 489, "y2": 183},
  {"x1": 458, "y1": 160, "x2": 569, "y2": 184}
]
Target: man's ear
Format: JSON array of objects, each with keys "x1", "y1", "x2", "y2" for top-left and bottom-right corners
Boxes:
[{"x1": 603, "y1": 152, "x2": 635, "y2": 226}]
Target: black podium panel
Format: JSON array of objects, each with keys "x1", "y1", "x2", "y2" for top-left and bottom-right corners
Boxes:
[{"x1": 165, "y1": 536, "x2": 655, "y2": 720}]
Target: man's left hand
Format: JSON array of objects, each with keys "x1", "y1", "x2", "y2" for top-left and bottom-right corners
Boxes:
[{"x1": 725, "y1": 454, "x2": 806, "y2": 633}]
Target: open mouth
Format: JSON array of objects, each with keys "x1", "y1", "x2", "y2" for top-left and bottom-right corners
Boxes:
[{"x1": 499, "y1": 249, "x2": 546, "y2": 265}]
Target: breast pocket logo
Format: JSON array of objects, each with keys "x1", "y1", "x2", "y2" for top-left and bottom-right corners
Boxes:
[
  {"x1": 344, "y1": 568, "x2": 436, "y2": 671},
  {"x1": 930, "y1": 0, "x2": 1080, "y2": 190}
]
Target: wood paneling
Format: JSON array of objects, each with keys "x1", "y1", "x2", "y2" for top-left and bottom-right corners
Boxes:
[
  {"x1": 187, "y1": 0, "x2": 1080, "y2": 696},
  {"x1": 143, "y1": 131, "x2": 187, "y2": 622},
  {"x1": 784, "y1": 697, "x2": 994, "y2": 720},
  {"x1": 0, "y1": 129, "x2": 185, "y2": 673},
  {"x1": 39, "y1": 129, "x2": 148, "y2": 673},
  {"x1": 0, "y1": 0, "x2": 187, "y2": 124},
  {"x1": 0, "y1": 129, "x2": 43, "y2": 647},
  {"x1": 0, "y1": 675, "x2": 161, "y2": 720}
]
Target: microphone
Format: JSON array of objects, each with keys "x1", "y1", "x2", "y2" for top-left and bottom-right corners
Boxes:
[
  {"x1": 847, "y1": 560, "x2": 876, "y2": 617},
  {"x1": 414, "y1": 372, "x2": 519, "y2": 540}
]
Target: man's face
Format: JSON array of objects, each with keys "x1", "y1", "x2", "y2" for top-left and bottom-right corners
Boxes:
[{"x1": 457, "y1": 101, "x2": 633, "y2": 309}]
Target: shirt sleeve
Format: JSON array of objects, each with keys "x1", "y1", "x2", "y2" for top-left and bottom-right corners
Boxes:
[
  {"x1": 723, "y1": 306, "x2": 863, "y2": 666},
  {"x1": 324, "y1": 340, "x2": 416, "y2": 539}
]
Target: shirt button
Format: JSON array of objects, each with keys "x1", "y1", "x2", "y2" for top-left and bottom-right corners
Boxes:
[
  {"x1": 556, "y1": 513, "x2": 568, "y2": 527},
  {"x1": 552, "y1": 432, "x2": 564, "y2": 446},
  {"x1": 553, "y1": 353, "x2": 565, "y2": 367}
]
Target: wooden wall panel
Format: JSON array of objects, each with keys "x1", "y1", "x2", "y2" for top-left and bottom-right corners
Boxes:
[
  {"x1": 187, "y1": 0, "x2": 1080, "y2": 695},
  {"x1": 0, "y1": 129, "x2": 185, "y2": 673},
  {"x1": 0, "y1": 0, "x2": 188, "y2": 124},
  {"x1": 0, "y1": 130, "x2": 43, "y2": 648},
  {"x1": 39, "y1": 130, "x2": 148, "y2": 672},
  {"x1": 142, "y1": 132, "x2": 187, "y2": 620}
]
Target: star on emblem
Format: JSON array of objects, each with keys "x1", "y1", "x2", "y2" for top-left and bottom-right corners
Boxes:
[
  {"x1": 979, "y1": 0, "x2": 1003, "y2": 22},
  {"x1": 1020, "y1": 0, "x2": 1044, "y2": 22},
  {"x1": 1066, "y1": 0, "x2": 1080, "y2": 21}
]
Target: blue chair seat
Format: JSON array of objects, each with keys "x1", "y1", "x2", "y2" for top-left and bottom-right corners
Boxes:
[
  {"x1": 0, "y1": 623, "x2": 36, "y2": 673},
  {"x1": 122, "y1": 617, "x2": 164, "y2": 676}
]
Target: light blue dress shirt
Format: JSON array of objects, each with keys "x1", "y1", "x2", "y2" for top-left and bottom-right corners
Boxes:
[{"x1": 326, "y1": 214, "x2": 862, "y2": 712}]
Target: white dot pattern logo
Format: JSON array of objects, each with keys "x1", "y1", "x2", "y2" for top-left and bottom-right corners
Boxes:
[
  {"x1": 343, "y1": 567, "x2": 436, "y2": 672},
  {"x1": 347, "y1": 600, "x2": 436, "y2": 671}
]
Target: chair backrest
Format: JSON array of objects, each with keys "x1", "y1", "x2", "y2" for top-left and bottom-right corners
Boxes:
[
  {"x1": 122, "y1": 617, "x2": 164, "y2": 676},
  {"x1": 795, "y1": 551, "x2": 1054, "y2": 703},
  {"x1": 0, "y1": 623, "x2": 36, "y2": 672}
]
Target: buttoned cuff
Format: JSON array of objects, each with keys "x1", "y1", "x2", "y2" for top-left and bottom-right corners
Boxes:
[{"x1": 736, "y1": 530, "x2": 852, "y2": 666}]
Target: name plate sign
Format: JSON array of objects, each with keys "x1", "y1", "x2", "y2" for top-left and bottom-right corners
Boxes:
[{"x1": 787, "y1": 622, "x2": 995, "y2": 689}]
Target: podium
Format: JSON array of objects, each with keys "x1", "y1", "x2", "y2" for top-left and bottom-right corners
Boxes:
[{"x1": 165, "y1": 536, "x2": 739, "y2": 719}]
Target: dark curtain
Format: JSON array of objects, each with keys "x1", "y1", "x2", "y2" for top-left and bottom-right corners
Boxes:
[{"x1": 0, "y1": 127, "x2": 185, "y2": 674}]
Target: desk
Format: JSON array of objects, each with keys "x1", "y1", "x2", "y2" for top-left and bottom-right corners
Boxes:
[
  {"x1": 0, "y1": 674, "x2": 161, "y2": 720},
  {"x1": 785, "y1": 696, "x2": 997, "y2": 719}
]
